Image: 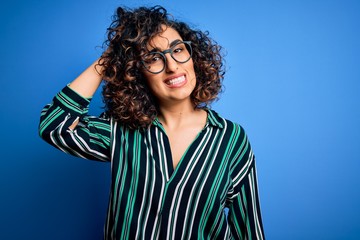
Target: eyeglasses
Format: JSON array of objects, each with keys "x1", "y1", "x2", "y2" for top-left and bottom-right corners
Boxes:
[{"x1": 141, "y1": 41, "x2": 192, "y2": 74}]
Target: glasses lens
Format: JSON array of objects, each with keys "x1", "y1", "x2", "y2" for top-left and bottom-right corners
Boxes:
[
  {"x1": 142, "y1": 53, "x2": 165, "y2": 73},
  {"x1": 171, "y1": 42, "x2": 192, "y2": 63},
  {"x1": 141, "y1": 41, "x2": 192, "y2": 74}
]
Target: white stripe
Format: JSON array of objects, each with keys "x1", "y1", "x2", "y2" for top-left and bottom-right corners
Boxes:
[
  {"x1": 150, "y1": 131, "x2": 166, "y2": 239},
  {"x1": 180, "y1": 127, "x2": 218, "y2": 237},
  {"x1": 232, "y1": 151, "x2": 254, "y2": 188},
  {"x1": 197, "y1": 120, "x2": 228, "y2": 234},
  {"x1": 135, "y1": 136, "x2": 149, "y2": 239},
  {"x1": 168, "y1": 127, "x2": 215, "y2": 239},
  {"x1": 110, "y1": 119, "x2": 116, "y2": 169},
  {"x1": 156, "y1": 128, "x2": 169, "y2": 181},
  {"x1": 248, "y1": 167, "x2": 264, "y2": 240},
  {"x1": 138, "y1": 130, "x2": 159, "y2": 238},
  {"x1": 70, "y1": 129, "x2": 108, "y2": 160},
  {"x1": 50, "y1": 114, "x2": 87, "y2": 159}
]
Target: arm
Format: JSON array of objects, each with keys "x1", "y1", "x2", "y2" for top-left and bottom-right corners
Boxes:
[
  {"x1": 227, "y1": 127, "x2": 265, "y2": 239},
  {"x1": 39, "y1": 60, "x2": 111, "y2": 161},
  {"x1": 69, "y1": 59, "x2": 103, "y2": 98},
  {"x1": 68, "y1": 59, "x2": 103, "y2": 130}
]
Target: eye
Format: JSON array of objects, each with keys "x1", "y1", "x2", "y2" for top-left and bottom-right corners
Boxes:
[
  {"x1": 172, "y1": 42, "x2": 188, "y2": 55},
  {"x1": 173, "y1": 45, "x2": 185, "y2": 54},
  {"x1": 174, "y1": 47, "x2": 183, "y2": 53},
  {"x1": 150, "y1": 56, "x2": 160, "y2": 63},
  {"x1": 143, "y1": 54, "x2": 161, "y2": 64}
]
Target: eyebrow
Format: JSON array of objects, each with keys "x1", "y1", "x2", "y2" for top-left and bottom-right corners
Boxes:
[
  {"x1": 148, "y1": 39, "x2": 182, "y2": 53},
  {"x1": 169, "y1": 39, "x2": 182, "y2": 48}
]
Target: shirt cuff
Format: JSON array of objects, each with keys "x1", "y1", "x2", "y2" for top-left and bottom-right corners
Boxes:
[{"x1": 53, "y1": 85, "x2": 92, "y2": 116}]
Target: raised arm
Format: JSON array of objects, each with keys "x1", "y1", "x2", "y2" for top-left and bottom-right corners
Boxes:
[
  {"x1": 67, "y1": 60, "x2": 103, "y2": 130},
  {"x1": 68, "y1": 59, "x2": 103, "y2": 98},
  {"x1": 39, "y1": 60, "x2": 112, "y2": 162}
]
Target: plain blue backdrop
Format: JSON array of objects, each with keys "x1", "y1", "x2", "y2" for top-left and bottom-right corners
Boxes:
[{"x1": 1, "y1": 0, "x2": 359, "y2": 239}]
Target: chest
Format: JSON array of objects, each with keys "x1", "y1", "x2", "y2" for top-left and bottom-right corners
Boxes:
[
  {"x1": 108, "y1": 124, "x2": 238, "y2": 239},
  {"x1": 165, "y1": 126, "x2": 202, "y2": 169},
  {"x1": 111, "y1": 124, "x2": 234, "y2": 185}
]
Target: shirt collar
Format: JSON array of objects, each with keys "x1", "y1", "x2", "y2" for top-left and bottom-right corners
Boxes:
[
  {"x1": 151, "y1": 109, "x2": 224, "y2": 129},
  {"x1": 205, "y1": 109, "x2": 224, "y2": 128}
]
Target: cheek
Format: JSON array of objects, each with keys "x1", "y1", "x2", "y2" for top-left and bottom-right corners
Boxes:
[
  {"x1": 187, "y1": 60, "x2": 196, "y2": 75},
  {"x1": 187, "y1": 64, "x2": 197, "y2": 82}
]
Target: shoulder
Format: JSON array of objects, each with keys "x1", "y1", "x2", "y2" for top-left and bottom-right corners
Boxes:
[
  {"x1": 208, "y1": 109, "x2": 253, "y2": 166},
  {"x1": 207, "y1": 109, "x2": 246, "y2": 134},
  {"x1": 111, "y1": 117, "x2": 147, "y2": 135},
  {"x1": 207, "y1": 109, "x2": 251, "y2": 150}
]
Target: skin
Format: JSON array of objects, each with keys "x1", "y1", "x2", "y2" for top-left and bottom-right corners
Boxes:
[
  {"x1": 142, "y1": 27, "x2": 197, "y2": 108},
  {"x1": 142, "y1": 26, "x2": 207, "y2": 168},
  {"x1": 68, "y1": 60, "x2": 103, "y2": 130},
  {"x1": 68, "y1": 26, "x2": 207, "y2": 168}
]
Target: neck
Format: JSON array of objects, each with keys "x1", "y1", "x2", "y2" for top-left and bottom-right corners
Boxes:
[{"x1": 157, "y1": 101, "x2": 198, "y2": 130}]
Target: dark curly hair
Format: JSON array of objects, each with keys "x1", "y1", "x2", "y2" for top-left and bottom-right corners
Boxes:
[{"x1": 97, "y1": 5, "x2": 225, "y2": 129}]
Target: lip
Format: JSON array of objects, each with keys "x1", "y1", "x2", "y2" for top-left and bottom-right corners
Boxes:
[{"x1": 164, "y1": 74, "x2": 187, "y2": 88}]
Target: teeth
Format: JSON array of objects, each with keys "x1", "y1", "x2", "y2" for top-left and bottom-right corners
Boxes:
[{"x1": 167, "y1": 76, "x2": 185, "y2": 85}]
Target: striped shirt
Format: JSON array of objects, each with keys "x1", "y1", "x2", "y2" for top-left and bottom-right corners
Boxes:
[{"x1": 39, "y1": 86, "x2": 265, "y2": 239}]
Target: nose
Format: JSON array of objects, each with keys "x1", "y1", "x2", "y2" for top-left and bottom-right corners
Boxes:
[{"x1": 164, "y1": 53, "x2": 178, "y2": 73}]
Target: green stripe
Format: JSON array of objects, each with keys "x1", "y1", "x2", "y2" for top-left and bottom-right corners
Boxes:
[
  {"x1": 39, "y1": 107, "x2": 64, "y2": 136},
  {"x1": 39, "y1": 95, "x2": 264, "y2": 239},
  {"x1": 56, "y1": 92, "x2": 87, "y2": 114}
]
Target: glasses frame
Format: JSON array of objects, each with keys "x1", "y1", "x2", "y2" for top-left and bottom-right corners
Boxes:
[{"x1": 141, "y1": 41, "x2": 192, "y2": 74}]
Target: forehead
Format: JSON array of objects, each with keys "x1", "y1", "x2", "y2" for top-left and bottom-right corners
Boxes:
[{"x1": 147, "y1": 26, "x2": 183, "y2": 50}]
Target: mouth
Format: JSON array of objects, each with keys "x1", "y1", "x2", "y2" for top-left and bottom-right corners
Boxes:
[{"x1": 164, "y1": 75, "x2": 187, "y2": 87}]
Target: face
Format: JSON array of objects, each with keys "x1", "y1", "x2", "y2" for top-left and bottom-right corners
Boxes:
[{"x1": 141, "y1": 26, "x2": 196, "y2": 107}]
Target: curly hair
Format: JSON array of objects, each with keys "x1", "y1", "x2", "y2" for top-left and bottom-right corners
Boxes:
[{"x1": 97, "y1": 5, "x2": 225, "y2": 129}]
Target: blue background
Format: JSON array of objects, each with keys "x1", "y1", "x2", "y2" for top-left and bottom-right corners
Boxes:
[{"x1": 1, "y1": 0, "x2": 359, "y2": 239}]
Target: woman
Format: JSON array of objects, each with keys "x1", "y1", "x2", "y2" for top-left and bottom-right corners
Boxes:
[{"x1": 39, "y1": 6, "x2": 265, "y2": 240}]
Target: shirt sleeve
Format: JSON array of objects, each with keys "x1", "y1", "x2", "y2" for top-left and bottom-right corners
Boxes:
[
  {"x1": 227, "y1": 126, "x2": 265, "y2": 239},
  {"x1": 38, "y1": 85, "x2": 111, "y2": 162}
]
